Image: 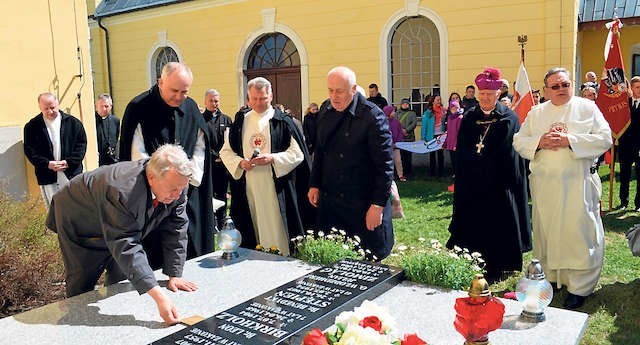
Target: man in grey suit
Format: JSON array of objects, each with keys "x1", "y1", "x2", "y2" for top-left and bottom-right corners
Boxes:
[{"x1": 46, "y1": 144, "x2": 198, "y2": 325}]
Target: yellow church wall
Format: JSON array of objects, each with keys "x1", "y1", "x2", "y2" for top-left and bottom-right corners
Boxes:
[
  {"x1": 579, "y1": 24, "x2": 640, "y2": 82},
  {"x1": 1, "y1": 0, "x2": 96, "y2": 199},
  {"x1": 90, "y1": 0, "x2": 578, "y2": 124}
]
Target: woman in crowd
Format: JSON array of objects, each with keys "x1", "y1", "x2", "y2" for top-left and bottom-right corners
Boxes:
[
  {"x1": 383, "y1": 105, "x2": 405, "y2": 181},
  {"x1": 422, "y1": 94, "x2": 445, "y2": 176},
  {"x1": 443, "y1": 100, "x2": 463, "y2": 176}
]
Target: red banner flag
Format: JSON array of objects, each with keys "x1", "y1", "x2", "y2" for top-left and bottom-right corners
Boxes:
[
  {"x1": 596, "y1": 19, "x2": 630, "y2": 141},
  {"x1": 512, "y1": 62, "x2": 535, "y2": 124}
]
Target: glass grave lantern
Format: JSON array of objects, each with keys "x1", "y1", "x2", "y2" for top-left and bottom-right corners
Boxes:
[
  {"x1": 454, "y1": 274, "x2": 505, "y2": 345},
  {"x1": 516, "y1": 259, "x2": 553, "y2": 322},
  {"x1": 217, "y1": 217, "x2": 242, "y2": 259}
]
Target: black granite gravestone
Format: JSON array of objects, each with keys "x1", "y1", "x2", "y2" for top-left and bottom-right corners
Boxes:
[{"x1": 152, "y1": 259, "x2": 403, "y2": 345}]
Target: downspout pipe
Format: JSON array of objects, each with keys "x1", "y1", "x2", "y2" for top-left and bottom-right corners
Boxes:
[{"x1": 97, "y1": 17, "x2": 113, "y2": 98}]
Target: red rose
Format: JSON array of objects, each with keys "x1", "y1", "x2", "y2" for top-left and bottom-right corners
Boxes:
[
  {"x1": 401, "y1": 333, "x2": 428, "y2": 345},
  {"x1": 358, "y1": 315, "x2": 383, "y2": 333},
  {"x1": 302, "y1": 328, "x2": 329, "y2": 345}
]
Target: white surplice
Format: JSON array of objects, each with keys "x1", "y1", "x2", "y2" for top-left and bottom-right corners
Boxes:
[
  {"x1": 513, "y1": 97, "x2": 612, "y2": 295},
  {"x1": 219, "y1": 107, "x2": 303, "y2": 255},
  {"x1": 41, "y1": 114, "x2": 69, "y2": 208}
]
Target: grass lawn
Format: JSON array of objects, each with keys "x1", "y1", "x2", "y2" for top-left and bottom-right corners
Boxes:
[{"x1": 388, "y1": 166, "x2": 640, "y2": 345}]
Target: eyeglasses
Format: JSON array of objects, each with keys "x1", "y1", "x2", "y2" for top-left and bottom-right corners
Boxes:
[{"x1": 548, "y1": 82, "x2": 571, "y2": 90}]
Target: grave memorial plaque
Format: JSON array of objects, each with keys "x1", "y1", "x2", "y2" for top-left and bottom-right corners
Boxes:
[{"x1": 152, "y1": 259, "x2": 403, "y2": 345}]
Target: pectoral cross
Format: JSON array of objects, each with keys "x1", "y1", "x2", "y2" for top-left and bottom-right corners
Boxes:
[{"x1": 476, "y1": 141, "x2": 485, "y2": 154}]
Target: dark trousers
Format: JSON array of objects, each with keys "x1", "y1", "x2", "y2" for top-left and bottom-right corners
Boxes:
[
  {"x1": 430, "y1": 149, "x2": 444, "y2": 176},
  {"x1": 212, "y1": 161, "x2": 230, "y2": 228},
  {"x1": 400, "y1": 149, "x2": 413, "y2": 176},
  {"x1": 618, "y1": 143, "x2": 640, "y2": 207},
  {"x1": 56, "y1": 233, "x2": 126, "y2": 297},
  {"x1": 448, "y1": 150, "x2": 457, "y2": 175}
]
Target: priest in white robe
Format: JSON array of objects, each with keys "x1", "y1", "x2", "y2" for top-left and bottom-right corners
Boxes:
[
  {"x1": 513, "y1": 67, "x2": 612, "y2": 309},
  {"x1": 220, "y1": 77, "x2": 311, "y2": 256}
]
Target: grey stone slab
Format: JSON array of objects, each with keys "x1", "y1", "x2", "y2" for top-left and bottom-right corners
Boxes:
[
  {"x1": 372, "y1": 281, "x2": 588, "y2": 345},
  {"x1": 0, "y1": 250, "x2": 588, "y2": 345},
  {"x1": 0, "y1": 249, "x2": 316, "y2": 345}
]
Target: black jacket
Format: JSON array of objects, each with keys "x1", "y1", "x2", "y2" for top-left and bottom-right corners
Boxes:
[
  {"x1": 202, "y1": 109, "x2": 232, "y2": 160},
  {"x1": 302, "y1": 113, "x2": 318, "y2": 153},
  {"x1": 95, "y1": 112, "x2": 120, "y2": 166},
  {"x1": 311, "y1": 93, "x2": 394, "y2": 259},
  {"x1": 24, "y1": 111, "x2": 87, "y2": 185}
]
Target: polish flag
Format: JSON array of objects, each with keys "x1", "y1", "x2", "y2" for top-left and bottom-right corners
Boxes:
[{"x1": 512, "y1": 62, "x2": 535, "y2": 124}]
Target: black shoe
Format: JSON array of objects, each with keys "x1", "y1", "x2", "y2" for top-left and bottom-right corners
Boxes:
[{"x1": 563, "y1": 293, "x2": 587, "y2": 309}]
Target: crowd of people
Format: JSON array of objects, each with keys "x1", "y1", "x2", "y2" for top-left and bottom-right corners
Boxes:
[{"x1": 23, "y1": 62, "x2": 625, "y2": 322}]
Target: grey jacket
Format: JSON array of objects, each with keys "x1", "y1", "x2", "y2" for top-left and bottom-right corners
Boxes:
[{"x1": 46, "y1": 160, "x2": 188, "y2": 294}]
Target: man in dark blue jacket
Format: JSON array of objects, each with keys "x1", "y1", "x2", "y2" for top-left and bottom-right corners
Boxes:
[{"x1": 308, "y1": 66, "x2": 395, "y2": 260}]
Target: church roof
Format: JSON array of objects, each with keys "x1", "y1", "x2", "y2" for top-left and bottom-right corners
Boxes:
[
  {"x1": 94, "y1": 0, "x2": 192, "y2": 18},
  {"x1": 579, "y1": 0, "x2": 640, "y2": 23}
]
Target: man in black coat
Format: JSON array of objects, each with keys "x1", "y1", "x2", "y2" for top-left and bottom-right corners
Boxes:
[
  {"x1": 95, "y1": 93, "x2": 120, "y2": 166},
  {"x1": 24, "y1": 92, "x2": 87, "y2": 207},
  {"x1": 202, "y1": 89, "x2": 232, "y2": 227},
  {"x1": 308, "y1": 66, "x2": 395, "y2": 260},
  {"x1": 367, "y1": 83, "x2": 388, "y2": 110},
  {"x1": 447, "y1": 67, "x2": 531, "y2": 281},
  {"x1": 618, "y1": 76, "x2": 640, "y2": 210},
  {"x1": 220, "y1": 77, "x2": 313, "y2": 255},
  {"x1": 119, "y1": 62, "x2": 215, "y2": 264},
  {"x1": 46, "y1": 144, "x2": 198, "y2": 325}
]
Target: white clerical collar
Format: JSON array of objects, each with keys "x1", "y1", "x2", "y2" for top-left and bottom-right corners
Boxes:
[
  {"x1": 251, "y1": 106, "x2": 274, "y2": 118},
  {"x1": 481, "y1": 107, "x2": 495, "y2": 115}
]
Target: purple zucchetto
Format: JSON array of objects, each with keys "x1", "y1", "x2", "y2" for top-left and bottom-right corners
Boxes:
[
  {"x1": 382, "y1": 105, "x2": 394, "y2": 117},
  {"x1": 475, "y1": 67, "x2": 503, "y2": 91}
]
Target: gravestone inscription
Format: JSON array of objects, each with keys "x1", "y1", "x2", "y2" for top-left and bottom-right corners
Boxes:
[{"x1": 152, "y1": 259, "x2": 403, "y2": 345}]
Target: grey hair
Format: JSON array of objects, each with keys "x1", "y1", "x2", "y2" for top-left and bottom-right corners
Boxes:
[
  {"x1": 328, "y1": 66, "x2": 357, "y2": 87},
  {"x1": 205, "y1": 89, "x2": 220, "y2": 97},
  {"x1": 37, "y1": 92, "x2": 57, "y2": 103},
  {"x1": 96, "y1": 93, "x2": 112, "y2": 102},
  {"x1": 147, "y1": 144, "x2": 194, "y2": 178},
  {"x1": 161, "y1": 62, "x2": 193, "y2": 80},
  {"x1": 544, "y1": 67, "x2": 571, "y2": 87},
  {"x1": 247, "y1": 77, "x2": 272, "y2": 93}
]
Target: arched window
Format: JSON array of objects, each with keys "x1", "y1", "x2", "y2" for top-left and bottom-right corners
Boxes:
[
  {"x1": 247, "y1": 33, "x2": 300, "y2": 69},
  {"x1": 390, "y1": 17, "x2": 440, "y2": 115},
  {"x1": 245, "y1": 33, "x2": 302, "y2": 117},
  {"x1": 152, "y1": 47, "x2": 179, "y2": 81}
]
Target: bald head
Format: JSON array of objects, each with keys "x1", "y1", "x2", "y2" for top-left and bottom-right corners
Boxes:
[
  {"x1": 158, "y1": 62, "x2": 193, "y2": 107},
  {"x1": 38, "y1": 92, "x2": 60, "y2": 121},
  {"x1": 327, "y1": 66, "x2": 357, "y2": 112}
]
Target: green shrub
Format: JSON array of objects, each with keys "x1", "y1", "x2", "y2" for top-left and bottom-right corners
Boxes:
[
  {"x1": 292, "y1": 229, "x2": 366, "y2": 266},
  {"x1": 389, "y1": 239, "x2": 484, "y2": 290},
  {"x1": 0, "y1": 192, "x2": 64, "y2": 317}
]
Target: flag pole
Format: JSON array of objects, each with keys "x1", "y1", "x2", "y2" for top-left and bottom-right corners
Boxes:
[
  {"x1": 518, "y1": 35, "x2": 527, "y2": 64},
  {"x1": 608, "y1": 143, "x2": 615, "y2": 210}
]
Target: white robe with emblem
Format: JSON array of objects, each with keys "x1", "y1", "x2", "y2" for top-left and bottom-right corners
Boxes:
[
  {"x1": 220, "y1": 107, "x2": 303, "y2": 255},
  {"x1": 513, "y1": 97, "x2": 612, "y2": 294}
]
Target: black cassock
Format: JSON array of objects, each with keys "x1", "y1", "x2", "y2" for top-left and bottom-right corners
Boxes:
[
  {"x1": 227, "y1": 108, "x2": 315, "y2": 252},
  {"x1": 447, "y1": 102, "x2": 531, "y2": 275},
  {"x1": 119, "y1": 84, "x2": 215, "y2": 265}
]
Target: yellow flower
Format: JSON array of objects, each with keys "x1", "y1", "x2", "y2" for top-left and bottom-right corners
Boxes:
[{"x1": 255, "y1": 244, "x2": 263, "y2": 250}]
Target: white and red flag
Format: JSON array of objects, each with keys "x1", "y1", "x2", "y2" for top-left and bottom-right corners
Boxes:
[
  {"x1": 596, "y1": 18, "x2": 630, "y2": 141},
  {"x1": 512, "y1": 62, "x2": 535, "y2": 124}
]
